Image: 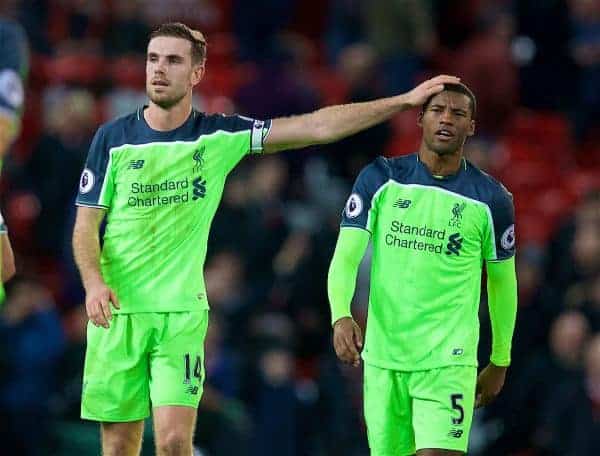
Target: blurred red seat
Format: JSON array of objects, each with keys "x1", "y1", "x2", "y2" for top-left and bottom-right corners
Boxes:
[
  {"x1": 109, "y1": 56, "x2": 146, "y2": 89},
  {"x1": 46, "y1": 53, "x2": 105, "y2": 85}
]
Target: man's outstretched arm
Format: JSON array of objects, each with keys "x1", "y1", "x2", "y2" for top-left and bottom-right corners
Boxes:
[
  {"x1": 476, "y1": 257, "x2": 518, "y2": 407},
  {"x1": 72, "y1": 206, "x2": 119, "y2": 329},
  {"x1": 328, "y1": 227, "x2": 370, "y2": 367},
  {"x1": 263, "y1": 74, "x2": 459, "y2": 153}
]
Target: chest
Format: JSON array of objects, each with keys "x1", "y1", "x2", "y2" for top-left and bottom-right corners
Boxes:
[{"x1": 373, "y1": 184, "x2": 490, "y2": 255}]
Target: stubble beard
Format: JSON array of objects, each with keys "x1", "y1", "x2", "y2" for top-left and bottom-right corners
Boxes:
[{"x1": 147, "y1": 87, "x2": 187, "y2": 110}]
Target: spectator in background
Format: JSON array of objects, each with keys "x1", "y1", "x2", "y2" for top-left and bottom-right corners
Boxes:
[
  {"x1": 569, "y1": 0, "x2": 600, "y2": 142},
  {"x1": 0, "y1": 1, "x2": 28, "y2": 165},
  {"x1": 523, "y1": 311, "x2": 591, "y2": 452},
  {"x1": 103, "y1": 0, "x2": 150, "y2": 56},
  {"x1": 0, "y1": 277, "x2": 65, "y2": 455},
  {"x1": 535, "y1": 334, "x2": 600, "y2": 455},
  {"x1": 234, "y1": 35, "x2": 320, "y2": 120},
  {"x1": 363, "y1": 0, "x2": 435, "y2": 95},
  {"x1": 232, "y1": 0, "x2": 294, "y2": 62},
  {"x1": 251, "y1": 345, "x2": 298, "y2": 456},
  {"x1": 515, "y1": 0, "x2": 575, "y2": 110},
  {"x1": 438, "y1": 6, "x2": 518, "y2": 137},
  {"x1": 327, "y1": 43, "x2": 391, "y2": 179},
  {"x1": 545, "y1": 189, "x2": 600, "y2": 294},
  {"x1": 25, "y1": 88, "x2": 94, "y2": 256},
  {"x1": 325, "y1": 0, "x2": 365, "y2": 61}
]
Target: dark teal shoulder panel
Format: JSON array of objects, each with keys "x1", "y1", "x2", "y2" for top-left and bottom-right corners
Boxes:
[
  {"x1": 387, "y1": 153, "x2": 515, "y2": 259},
  {"x1": 341, "y1": 156, "x2": 390, "y2": 231},
  {"x1": 98, "y1": 109, "x2": 271, "y2": 150}
]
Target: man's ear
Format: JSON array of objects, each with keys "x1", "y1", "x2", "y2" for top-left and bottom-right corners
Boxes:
[
  {"x1": 417, "y1": 111, "x2": 424, "y2": 128},
  {"x1": 467, "y1": 119, "x2": 476, "y2": 137},
  {"x1": 191, "y1": 64, "x2": 205, "y2": 86}
]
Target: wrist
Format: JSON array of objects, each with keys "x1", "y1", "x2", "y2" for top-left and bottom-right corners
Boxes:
[
  {"x1": 83, "y1": 272, "x2": 105, "y2": 291},
  {"x1": 489, "y1": 361, "x2": 509, "y2": 370},
  {"x1": 332, "y1": 315, "x2": 352, "y2": 328},
  {"x1": 394, "y1": 93, "x2": 413, "y2": 111}
]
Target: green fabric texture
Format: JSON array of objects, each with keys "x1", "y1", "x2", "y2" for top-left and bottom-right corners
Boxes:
[
  {"x1": 486, "y1": 256, "x2": 518, "y2": 367},
  {"x1": 95, "y1": 130, "x2": 257, "y2": 313},
  {"x1": 327, "y1": 227, "x2": 370, "y2": 325}
]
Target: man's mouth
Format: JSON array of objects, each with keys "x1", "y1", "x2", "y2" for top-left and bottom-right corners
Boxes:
[
  {"x1": 152, "y1": 80, "x2": 169, "y2": 86},
  {"x1": 435, "y1": 128, "x2": 455, "y2": 140}
]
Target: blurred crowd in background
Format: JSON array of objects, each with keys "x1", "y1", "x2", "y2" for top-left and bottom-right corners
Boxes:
[{"x1": 0, "y1": 0, "x2": 599, "y2": 455}]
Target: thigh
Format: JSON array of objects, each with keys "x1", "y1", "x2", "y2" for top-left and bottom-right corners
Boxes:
[
  {"x1": 409, "y1": 366, "x2": 476, "y2": 454},
  {"x1": 363, "y1": 363, "x2": 415, "y2": 456},
  {"x1": 82, "y1": 315, "x2": 152, "y2": 422},
  {"x1": 149, "y1": 310, "x2": 209, "y2": 408}
]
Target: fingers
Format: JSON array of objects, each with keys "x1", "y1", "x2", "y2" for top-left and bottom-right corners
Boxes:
[
  {"x1": 475, "y1": 392, "x2": 494, "y2": 408},
  {"x1": 97, "y1": 296, "x2": 111, "y2": 328},
  {"x1": 110, "y1": 290, "x2": 120, "y2": 309},
  {"x1": 428, "y1": 74, "x2": 461, "y2": 86},
  {"x1": 353, "y1": 324, "x2": 363, "y2": 350},
  {"x1": 334, "y1": 331, "x2": 360, "y2": 366},
  {"x1": 86, "y1": 288, "x2": 119, "y2": 329}
]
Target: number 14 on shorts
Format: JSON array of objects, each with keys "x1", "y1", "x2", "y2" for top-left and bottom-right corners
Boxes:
[{"x1": 183, "y1": 353, "x2": 202, "y2": 384}]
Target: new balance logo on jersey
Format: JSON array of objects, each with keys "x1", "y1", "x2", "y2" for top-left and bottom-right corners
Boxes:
[
  {"x1": 186, "y1": 385, "x2": 199, "y2": 395},
  {"x1": 128, "y1": 160, "x2": 145, "y2": 169},
  {"x1": 192, "y1": 177, "x2": 207, "y2": 200},
  {"x1": 448, "y1": 429, "x2": 463, "y2": 439},
  {"x1": 445, "y1": 233, "x2": 463, "y2": 256},
  {"x1": 393, "y1": 198, "x2": 412, "y2": 209}
]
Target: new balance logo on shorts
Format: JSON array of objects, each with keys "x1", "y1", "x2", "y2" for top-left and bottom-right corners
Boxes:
[
  {"x1": 393, "y1": 198, "x2": 412, "y2": 208},
  {"x1": 128, "y1": 160, "x2": 145, "y2": 169},
  {"x1": 448, "y1": 429, "x2": 463, "y2": 438},
  {"x1": 186, "y1": 385, "x2": 199, "y2": 395},
  {"x1": 445, "y1": 233, "x2": 463, "y2": 256}
]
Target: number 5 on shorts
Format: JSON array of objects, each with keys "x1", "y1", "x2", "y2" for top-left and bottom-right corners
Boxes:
[{"x1": 450, "y1": 393, "x2": 464, "y2": 425}]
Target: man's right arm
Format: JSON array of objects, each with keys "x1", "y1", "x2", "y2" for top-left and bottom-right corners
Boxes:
[
  {"x1": 73, "y1": 206, "x2": 119, "y2": 328},
  {"x1": 328, "y1": 227, "x2": 370, "y2": 366}
]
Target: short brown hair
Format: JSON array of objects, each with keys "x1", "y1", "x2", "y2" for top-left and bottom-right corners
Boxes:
[
  {"x1": 422, "y1": 82, "x2": 477, "y2": 119},
  {"x1": 149, "y1": 22, "x2": 207, "y2": 64}
]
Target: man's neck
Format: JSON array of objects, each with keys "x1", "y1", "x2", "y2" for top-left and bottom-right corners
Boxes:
[
  {"x1": 417, "y1": 144, "x2": 463, "y2": 176},
  {"x1": 144, "y1": 100, "x2": 192, "y2": 132}
]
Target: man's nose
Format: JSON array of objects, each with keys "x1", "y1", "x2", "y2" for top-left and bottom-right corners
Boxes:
[{"x1": 440, "y1": 109, "x2": 454, "y2": 124}]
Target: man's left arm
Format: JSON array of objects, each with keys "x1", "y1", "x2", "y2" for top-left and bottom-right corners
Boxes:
[
  {"x1": 263, "y1": 74, "x2": 459, "y2": 153},
  {"x1": 487, "y1": 257, "x2": 518, "y2": 368},
  {"x1": 476, "y1": 257, "x2": 518, "y2": 408}
]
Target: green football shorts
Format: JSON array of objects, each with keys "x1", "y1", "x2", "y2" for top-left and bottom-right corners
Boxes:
[
  {"x1": 364, "y1": 363, "x2": 477, "y2": 455},
  {"x1": 81, "y1": 310, "x2": 209, "y2": 422}
]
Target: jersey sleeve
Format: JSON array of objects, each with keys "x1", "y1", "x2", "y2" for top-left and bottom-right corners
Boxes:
[
  {"x1": 0, "y1": 69, "x2": 24, "y2": 120},
  {"x1": 340, "y1": 157, "x2": 389, "y2": 233},
  {"x1": 0, "y1": 23, "x2": 28, "y2": 120},
  {"x1": 219, "y1": 115, "x2": 272, "y2": 174},
  {"x1": 75, "y1": 126, "x2": 114, "y2": 208},
  {"x1": 484, "y1": 186, "x2": 516, "y2": 261}
]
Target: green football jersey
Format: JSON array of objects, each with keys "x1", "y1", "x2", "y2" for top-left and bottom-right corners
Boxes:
[
  {"x1": 76, "y1": 108, "x2": 271, "y2": 313},
  {"x1": 341, "y1": 154, "x2": 515, "y2": 370}
]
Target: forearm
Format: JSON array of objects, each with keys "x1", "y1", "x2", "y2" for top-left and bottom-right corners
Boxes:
[
  {"x1": 266, "y1": 94, "x2": 411, "y2": 152},
  {"x1": 264, "y1": 74, "x2": 460, "y2": 153},
  {"x1": 72, "y1": 209, "x2": 106, "y2": 290},
  {"x1": 327, "y1": 227, "x2": 370, "y2": 325},
  {"x1": 311, "y1": 94, "x2": 410, "y2": 143},
  {"x1": 486, "y1": 257, "x2": 518, "y2": 367}
]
